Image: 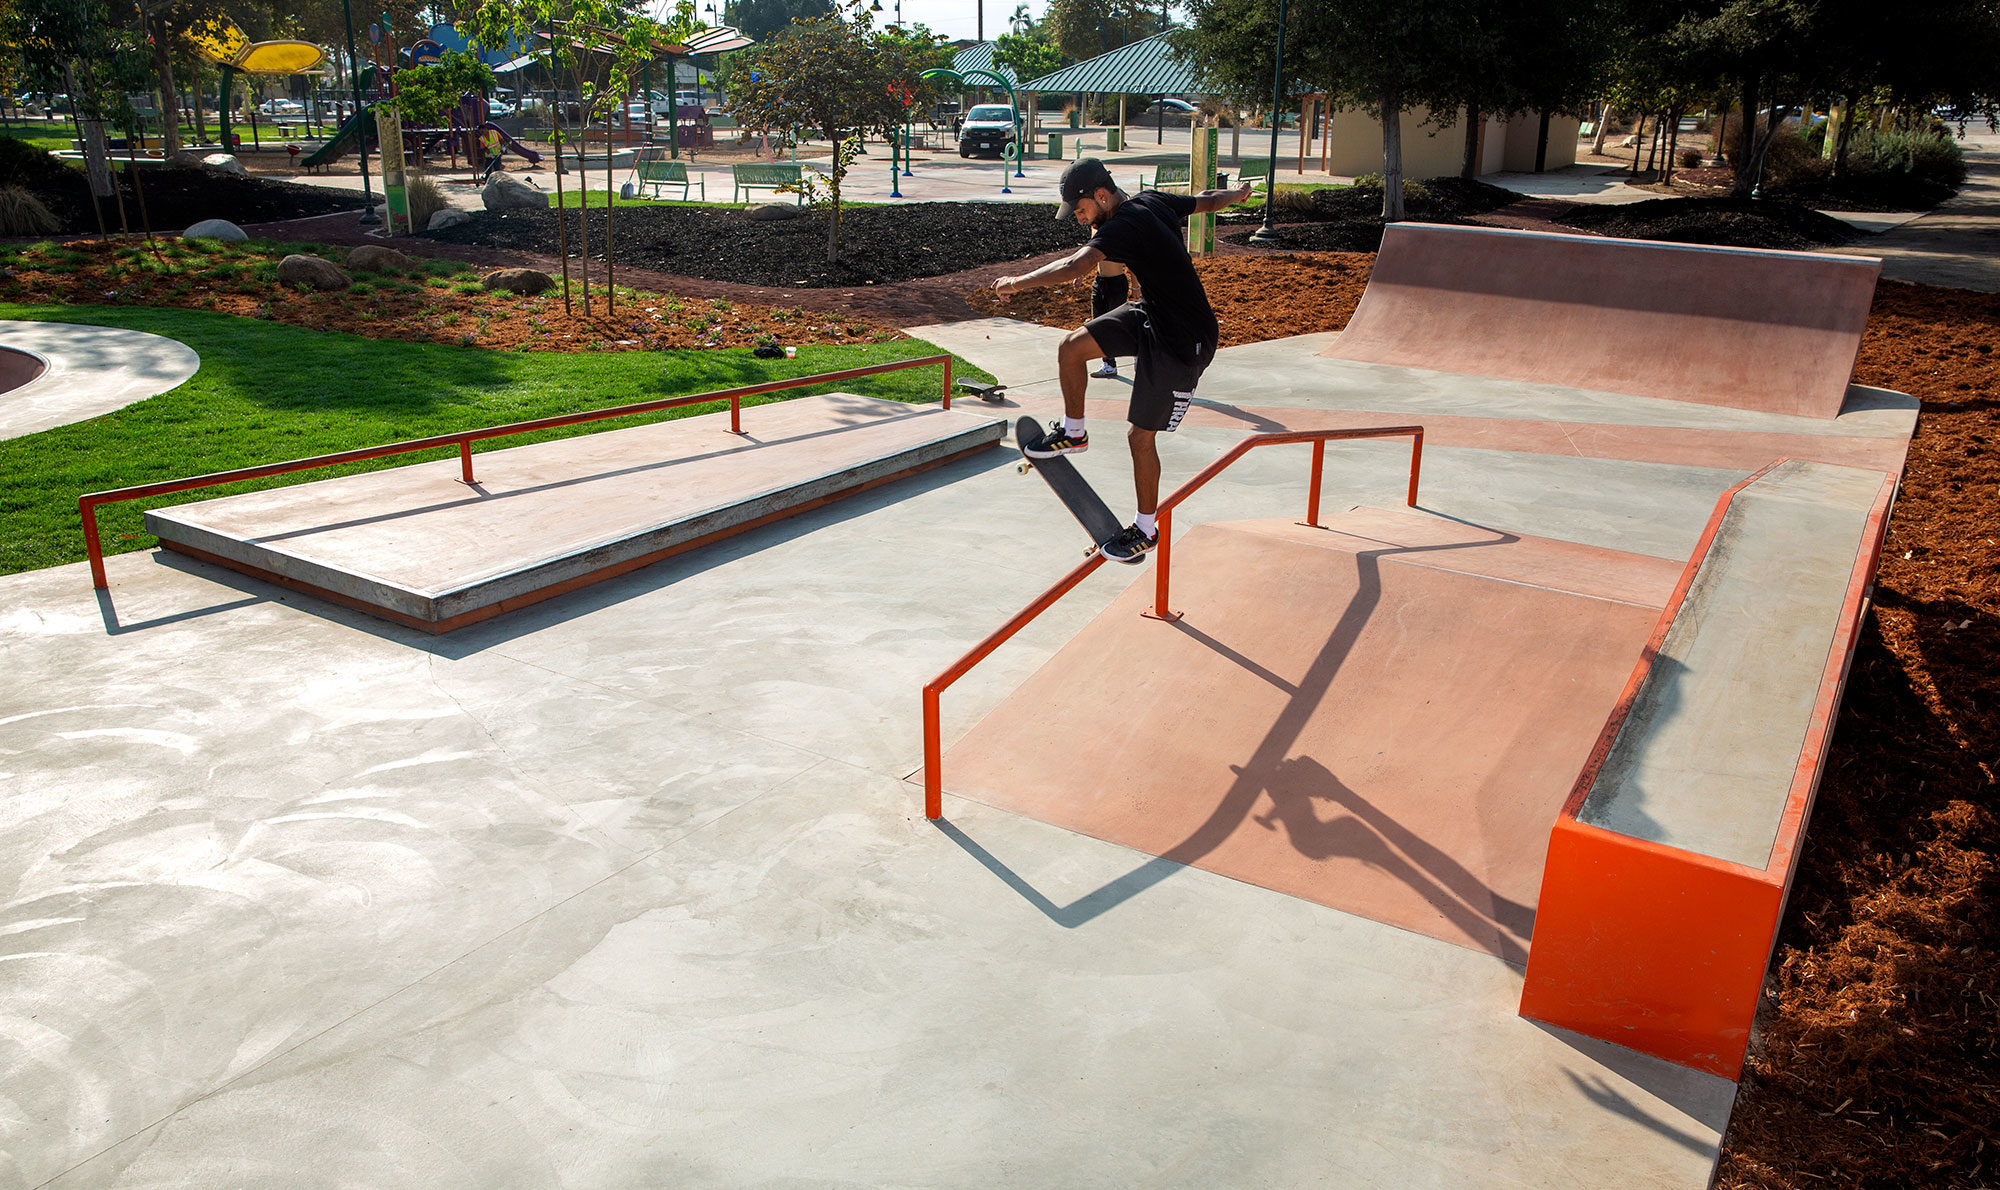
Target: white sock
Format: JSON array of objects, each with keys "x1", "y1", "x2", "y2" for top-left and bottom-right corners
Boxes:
[
  {"x1": 1065, "y1": 417, "x2": 1087, "y2": 438},
  {"x1": 1101, "y1": 358, "x2": 1116, "y2": 370},
  {"x1": 1136, "y1": 512, "x2": 1157, "y2": 537}
]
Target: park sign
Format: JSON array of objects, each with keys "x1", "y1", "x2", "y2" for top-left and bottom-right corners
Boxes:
[
  {"x1": 1188, "y1": 125, "x2": 1218, "y2": 256},
  {"x1": 410, "y1": 39, "x2": 446, "y2": 66},
  {"x1": 375, "y1": 108, "x2": 410, "y2": 234}
]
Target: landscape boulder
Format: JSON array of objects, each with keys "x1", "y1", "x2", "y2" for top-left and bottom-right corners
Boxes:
[
  {"x1": 346, "y1": 244, "x2": 415, "y2": 273},
  {"x1": 746, "y1": 202, "x2": 803, "y2": 221},
  {"x1": 482, "y1": 267, "x2": 554, "y2": 295},
  {"x1": 201, "y1": 153, "x2": 248, "y2": 175},
  {"x1": 276, "y1": 254, "x2": 351, "y2": 291},
  {"x1": 183, "y1": 218, "x2": 248, "y2": 242},
  {"x1": 427, "y1": 207, "x2": 473, "y2": 231},
  {"x1": 483, "y1": 174, "x2": 548, "y2": 211}
]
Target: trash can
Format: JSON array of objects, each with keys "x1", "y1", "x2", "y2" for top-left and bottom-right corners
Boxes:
[
  {"x1": 1105, "y1": 128, "x2": 1122, "y2": 152},
  {"x1": 1047, "y1": 132, "x2": 1064, "y2": 159},
  {"x1": 1067, "y1": 109, "x2": 1081, "y2": 129}
]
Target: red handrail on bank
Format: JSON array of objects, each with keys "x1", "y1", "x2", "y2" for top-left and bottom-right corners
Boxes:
[
  {"x1": 919, "y1": 424, "x2": 1423, "y2": 819},
  {"x1": 78, "y1": 354, "x2": 956, "y2": 590}
]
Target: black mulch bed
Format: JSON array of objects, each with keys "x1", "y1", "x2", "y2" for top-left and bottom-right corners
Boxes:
[
  {"x1": 2, "y1": 137, "x2": 364, "y2": 234},
  {"x1": 1552, "y1": 196, "x2": 1860, "y2": 250},
  {"x1": 422, "y1": 201, "x2": 1088, "y2": 287},
  {"x1": 1217, "y1": 177, "x2": 1525, "y2": 252}
]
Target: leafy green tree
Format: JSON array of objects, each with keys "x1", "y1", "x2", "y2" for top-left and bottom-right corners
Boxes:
[
  {"x1": 990, "y1": 15, "x2": 1063, "y2": 84},
  {"x1": 724, "y1": 0, "x2": 834, "y2": 41},
  {"x1": 1176, "y1": 0, "x2": 1496, "y2": 219},
  {"x1": 1043, "y1": 0, "x2": 1160, "y2": 62},
  {"x1": 391, "y1": 50, "x2": 499, "y2": 125},
  {"x1": 725, "y1": 1, "x2": 945, "y2": 261}
]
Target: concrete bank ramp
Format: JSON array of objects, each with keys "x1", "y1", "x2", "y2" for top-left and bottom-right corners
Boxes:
[
  {"x1": 145, "y1": 394, "x2": 1003, "y2": 632},
  {"x1": 941, "y1": 507, "x2": 1684, "y2": 961},
  {"x1": 1324, "y1": 224, "x2": 1880, "y2": 419}
]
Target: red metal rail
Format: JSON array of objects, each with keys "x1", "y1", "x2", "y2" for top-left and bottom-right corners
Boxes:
[
  {"x1": 920, "y1": 423, "x2": 1422, "y2": 818},
  {"x1": 78, "y1": 354, "x2": 956, "y2": 590}
]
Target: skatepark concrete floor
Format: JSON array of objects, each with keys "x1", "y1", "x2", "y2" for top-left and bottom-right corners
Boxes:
[{"x1": 2, "y1": 311, "x2": 1920, "y2": 1186}]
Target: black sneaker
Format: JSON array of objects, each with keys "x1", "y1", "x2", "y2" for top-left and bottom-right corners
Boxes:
[
  {"x1": 1023, "y1": 420, "x2": 1088, "y2": 458},
  {"x1": 1101, "y1": 523, "x2": 1158, "y2": 564}
]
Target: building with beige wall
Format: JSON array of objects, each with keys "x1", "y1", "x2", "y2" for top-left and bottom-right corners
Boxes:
[{"x1": 1292, "y1": 105, "x2": 1579, "y2": 177}]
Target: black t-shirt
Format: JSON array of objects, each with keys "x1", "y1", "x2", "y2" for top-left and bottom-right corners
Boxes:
[{"x1": 1086, "y1": 190, "x2": 1218, "y2": 363}]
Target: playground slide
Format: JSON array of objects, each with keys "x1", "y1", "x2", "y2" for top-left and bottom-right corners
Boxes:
[
  {"x1": 479, "y1": 122, "x2": 542, "y2": 166},
  {"x1": 299, "y1": 107, "x2": 373, "y2": 169}
]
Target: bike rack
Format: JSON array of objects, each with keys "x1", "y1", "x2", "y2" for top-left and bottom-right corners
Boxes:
[
  {"x1": 79, "y1": 355, "x2": 957, "y2": 590},
  {"x1": 920, "y1": 424, "x2": 1424, "y2": 819}
]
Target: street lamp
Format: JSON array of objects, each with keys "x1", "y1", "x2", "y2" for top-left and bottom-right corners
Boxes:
[
  {"x1": 340, "y1": 0, "x2": 378, "y2": 226},
  {"x1": 1248, "y1": 0, "x2": 1287, "y2": 246}
]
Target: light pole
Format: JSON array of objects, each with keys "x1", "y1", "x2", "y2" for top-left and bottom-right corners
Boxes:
[
  {"x1": 1248, "y1": 0, "x2": 1286, "y2": 246},
  {"x1": 340, "y1": 0, "x2": 378, "y2": 226}
]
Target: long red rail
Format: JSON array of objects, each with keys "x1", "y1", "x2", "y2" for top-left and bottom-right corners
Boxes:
[
  {"x1": 78, "y1": 354, "x2": 956, "y2": 589},
  {"x1": 920, "y1": 423, "x2": 1422, "y2": 818}
]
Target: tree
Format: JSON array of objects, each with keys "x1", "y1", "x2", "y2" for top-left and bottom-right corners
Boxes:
[
  {"x1": 990, "y1": 10, "x2": 1063, "y2": 84},
  {"x1": 1043, "y1": 0, "x2": 1159, "y2": 62},
  {"x1": 724, "y1": 0, "x2": 834, "y2": 42},
  {"x1": 724, "y1": 1, "x2": 946, "y2": 262},
  {"x1": 1176, "y1": 0, "x2": 1496, "y2": 219}
]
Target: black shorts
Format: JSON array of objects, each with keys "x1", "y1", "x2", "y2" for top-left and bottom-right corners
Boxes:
[{"x1": 1085, "y1": 303, "x2": 1212, "y2": 432}]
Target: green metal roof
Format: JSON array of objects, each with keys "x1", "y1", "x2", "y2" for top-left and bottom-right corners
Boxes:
[
  {"x1": 949, "y1": 41, "x2": 1017, "y2": 86},
  {"x1": 1017, "y1": 33, "x2": 1195, "y2": 95}
]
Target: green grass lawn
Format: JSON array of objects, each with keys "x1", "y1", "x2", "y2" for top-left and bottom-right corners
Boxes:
[{"x1": 0, "y1": 302, "x2": 992, "y2": 577}]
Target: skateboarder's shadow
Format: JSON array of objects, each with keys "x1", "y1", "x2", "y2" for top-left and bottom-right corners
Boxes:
[{"x1": 1249, "y1": 754, "x2": 1535, "y2": 963}]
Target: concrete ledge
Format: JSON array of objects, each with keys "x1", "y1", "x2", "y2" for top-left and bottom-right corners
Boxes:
[
  {"x1": 1520, "y1": 459, "x2": 1897, "y2": 1078},
  {"x1": 145, "y1": 394, "x2": 1004, "y2": 632}
]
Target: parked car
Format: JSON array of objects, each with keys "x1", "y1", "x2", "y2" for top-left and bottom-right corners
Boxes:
[
  {"x1": 485, "y1": 97, "x2": 514, "y2": 117},
  {"x1": 957, "y1": 103, "x2": 1017, "y2": 157},
  {"x1": 1143, "y1": 97, "x2": 1198, "y2": 117},
  {"x1": 674, "y1": 91, "x2": 705, "y2": 109},
  {"x1": 258, "y1": 98, "x2": 304, "y2": 117}
]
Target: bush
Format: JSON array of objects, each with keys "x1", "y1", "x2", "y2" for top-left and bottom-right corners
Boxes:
[
  {"x1": 1848, "y1": 127, "x2": 1967, "y2": 189},
  {"x1": 1758, "y1": 128, "x2": 1830, "y2": 188},
  {"x1": 405, "y1": 174, "x2": 449, "y2": 231},
  {"x1": 1354, "y1": 173, "x2": 1432, "y2": 202},
  {"x1": 1681, "y1": 147, "x2": 1706, "y2": 170},
  {"x1": 0, "y1": 186, "x2": 58, "y2": 235},
  {"x1": 0, "y1": 137, "x2": 76, "y2": 191}
]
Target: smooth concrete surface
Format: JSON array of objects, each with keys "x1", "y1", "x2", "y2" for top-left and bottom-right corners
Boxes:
[
  {"x1": 3, "y1": 435, "x2": 1741, "y2": 1189},
  {"x1": 143, "y1": 394, "x2": 1004, "y2": 628},
  {"x1": 2, "y1": 309, "x2": 1914, "y2": 1186},
  {"x1": 1578, "y1": 461, "x2": 1891, "y2": 867},
  {"x1": 942, "y1": 512, "x2": 1679, "y2": 961},
  {"x1": 1325, "y1": 224, "x2": 1882, "y2": 419},
  {"x1": 0, "y1": 320, "x2": 200, "y2": 440}
]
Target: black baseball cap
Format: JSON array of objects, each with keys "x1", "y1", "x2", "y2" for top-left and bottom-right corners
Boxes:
[{"x1": 1056, "y1": 157, "x2": 1116, "y2": 221}]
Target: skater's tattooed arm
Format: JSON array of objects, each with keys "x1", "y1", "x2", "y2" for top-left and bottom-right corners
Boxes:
[{"x1": 993, "y1": 246, "x2": 1106, "y2": 299}]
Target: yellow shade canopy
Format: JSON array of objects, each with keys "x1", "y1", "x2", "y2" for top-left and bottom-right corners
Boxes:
[
  {"x1": 236, "y1": 41, "x2": 326, "y2": 73},
  {"x1": 184, "y1": 18, "x2": 250, "y2": 66}
]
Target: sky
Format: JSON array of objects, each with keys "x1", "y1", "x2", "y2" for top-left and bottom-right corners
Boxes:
[{"x1": 644, "y1": 0, "x2": 1053, "y2": 44}]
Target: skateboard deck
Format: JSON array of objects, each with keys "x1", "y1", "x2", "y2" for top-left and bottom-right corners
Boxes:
[{"x1": 1015, "y1": 416, "x2": 1123, "y2": 555}]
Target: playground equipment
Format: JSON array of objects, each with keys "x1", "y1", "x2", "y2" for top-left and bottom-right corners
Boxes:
[
  {"x1": 183, "y1": 15, "x2": 326, "y2": 140},
  {"x1": 922, "y1": 67, "x2": 1025, "y2": 180}
]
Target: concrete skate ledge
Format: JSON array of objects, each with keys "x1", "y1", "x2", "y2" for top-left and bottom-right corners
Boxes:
[
  {"x1": 145, "y1": 394, "x2": 1003, "y2": 633},
  {"x1": 1520, "y1": 458, "x2": 1897, "y2": 1080}
]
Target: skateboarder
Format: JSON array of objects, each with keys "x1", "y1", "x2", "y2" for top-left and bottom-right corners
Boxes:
[
  {"x1": 1090, "y1": 260, "x2": 1126, "y2": 379},
  {"x1": 993, "y1": 157, "x2": 1252, "y2": 563}
]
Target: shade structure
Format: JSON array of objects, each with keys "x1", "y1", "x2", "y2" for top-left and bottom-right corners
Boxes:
[{"x1": 1017, "y1": 33, "x2": 1196, "y2": 96}]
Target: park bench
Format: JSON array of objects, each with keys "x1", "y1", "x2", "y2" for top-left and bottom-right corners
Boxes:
[
  {"x1": 1140, "y1": 161, "x2": 1191, "y2": 191},
  {"x1": 635, "y1": 153, "x2": 704, "y2": 201},
  {"x1": 732, "y1": 161, "x2": 804, "y2": 204},
  {"x1": 1237, "y1": 157, "x2": 1273, "y2": 191}
]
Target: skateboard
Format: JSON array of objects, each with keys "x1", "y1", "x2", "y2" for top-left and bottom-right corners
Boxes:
[
  {"x1": 1014, "y1": 416, "x2": 1124, "y2": 557},
  {"x1": 957, "y1": 380, "x2": 1009, "y2": 404}
]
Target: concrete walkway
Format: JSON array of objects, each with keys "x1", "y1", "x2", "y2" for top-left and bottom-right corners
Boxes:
[
  {"x1": 0, "y1": 321, "x2": 200, "y2": 440},
  {"x1": 1832, "y1": 129, "x2": 2000, "y2": 291}
]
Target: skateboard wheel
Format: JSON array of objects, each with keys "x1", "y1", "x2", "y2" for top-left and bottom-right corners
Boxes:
[{"x1": 1017, "y1": 461, "x2": 1033, "y2": 474}]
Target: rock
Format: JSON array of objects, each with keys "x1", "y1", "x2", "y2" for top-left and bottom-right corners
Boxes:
[
  {"x1": 276, "y1": 254, "x2": 351, "y2": 290},
  {"x1": 346, "y1": 244, "x2": 415, "y2": 272},
  {"x1": 427, "y1": 207, "x2": 472, "y2": 231},
  {"x1": 746, "y1": 202, "x2": 803, "y2": 221},
  {"x1": 482, "y1": 267, "x2": 554, "y2": 295},
  {"x1": 201, "y1": 153, "x2": 247, "y2": 175},
  {"x1": 183, "y1": 218, "x2": 247, "y2": 242},
  {"x1": 483, "y1": 173, "x2": 548, "y2": 211}
]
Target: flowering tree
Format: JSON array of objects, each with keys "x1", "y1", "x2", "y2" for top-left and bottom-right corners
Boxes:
[{"x1": 725, "y1": 0, "x2": 946, "y2": 261}]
